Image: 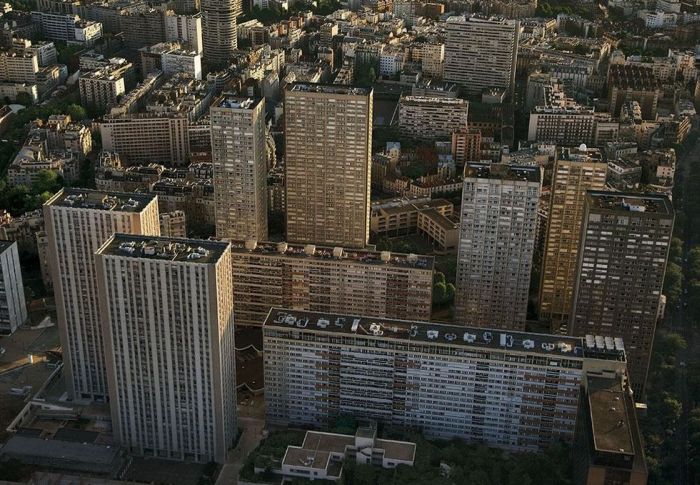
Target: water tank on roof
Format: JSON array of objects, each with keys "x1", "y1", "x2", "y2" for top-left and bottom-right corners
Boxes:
[
  {"x1": 277, "y1": 242, "x2": 288, "y2": 253},
  {"x1": 380, "y1": 251, "x2": 391, "y2": 262},
  {"x1": 304, "y1": 244, "x2": 316, "y2": 256},
  {"x1": 244, "y1": 239, "x2": 257, "y2": 251}
]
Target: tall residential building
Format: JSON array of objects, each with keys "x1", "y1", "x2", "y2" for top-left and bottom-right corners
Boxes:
[
  {"x1": 0, "y1": 241, "x2": 27, "y2": 335},
  {"x1": 201, "y1": 0, "x2": 240, "y2": 68},
  {"x1": 164, "y1": 10, "x2": 203, "y2": 54},
  {"x1": 230, "y1": 240, "x2": 433, "y2": 326},
  {"x1": 539, "y1": 147, "x2": 607, "y2": 332},
  {"x1": 574, "y1": 375, "x2": 648, "y2": 485},
  {"x1": 211, "y1": 97, "x2": 268, "y2": 241},
  {"x1": 570, "y1": 192, "x2": 673, "y2": 394},
  {"x1": 455, "y1": 163, "x2": 540, "y2": 330},
  {"x1": 264, "y1": 309, "x2": 628, "y2": 453},
  {"x1": 44, "y1": 189, "x2": 160, "y2": 401},
  {"x1": 444, "y1": 15, "x2": 519, "y2": 96},
  {"x1": 96, "y1": 235, "x2": 236, "y2": 463},
  {"x1": 285, "y1": 83, "x2": 372, "y2": 248}
]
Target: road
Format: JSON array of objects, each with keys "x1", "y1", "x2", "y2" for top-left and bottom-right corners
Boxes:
[
  {"x1": 216, "y1": 415, "x2": 266, "y2": 485},
  {"x1": 670, "y1": 122, "x2": 700, "y2": 485}
]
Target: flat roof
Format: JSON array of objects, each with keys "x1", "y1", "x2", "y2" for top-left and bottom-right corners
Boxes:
[
  {"x1": 1, "y1": 435, "x2": 120, "y2": 465},
  {"x1": 45, "y1": 188, "x2": 156, "y2": 212},
  {"x1": 588, "y1": 376, "x2": 635, "y2": 455},
  {"x1": 263, "y1": 309, "x2": 626, "y2": 362},
  {"x1": 401, "y1": 95, "x2": 468, "y2": 106},
  {"x1": 98, "y1": 234, "x2": 229, "y2": 265},
  {"x1": 464, "y1": 162, "x2": 541, "y2": 183},
  {"x1": 587, "y1": 191, "x2": 673, "y2": 216},
  {"x1": 215, "y1": 96, "x2": 262, "y2": 110},
  {"x1": 282, "y1": 447, "x2": 332, "y2": 472},
  {"x1": 229, "y1": 240, "x2": 433, "y2": 271},
  {"x1": 418, "y1": 208, "x2": 459, "y2": 231},
  {"x1": 287, "y1": 82, "x2": 371, "y2": 96},
  {"x1": 375, "y1": 439, "x2": 416, "y2": 462},
  {"x1": 0, "y1": 239, "x2": 16, "y2": 254}
]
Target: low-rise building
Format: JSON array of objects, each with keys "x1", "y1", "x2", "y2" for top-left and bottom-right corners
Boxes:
[
  {"x1": 371, "y1": 196, "x2": 453, "y2": 236},
  {"x1": 279, "y1": 427, "x2": 415, "y2": 482},
  {"x1": 416, "y1": 208, "x2": 459, "y2": 251},
  {"x1": 79, "y1": 60, "x2": 133, "y2": 112}
]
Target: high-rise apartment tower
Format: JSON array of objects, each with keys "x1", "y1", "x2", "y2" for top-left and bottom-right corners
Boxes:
[
  {"x1": 444, "y1": 15, "x2": 519, "y2": 96},
  {"x1": 211, "y1": 97, "x2": 268, "y2": 241},
  {"x1": 570, "y1": 192, "x2": 673, "y2": 394},
  {"x1": 201, "y1": 0, "x2": 240, "y2": 68},
  {"x1": 96, "y1": 234, "x2": 236, "y2": 462},
  {"x1": 44, "y1": 189, "x2": 160, "y2": 400},
  {"x1": 539, "y1": 147, "x2": 607, "y2": 332},
  {"x1": 455, "y1": 163, "x2": 540, "y2": 330},
  {"x1": 284, "y1": 83, "x2": 373, "y2": 248}
]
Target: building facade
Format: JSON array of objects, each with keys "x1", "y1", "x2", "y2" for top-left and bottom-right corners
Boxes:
[
  {"x1": 264, "y1": 309, "x2": 627, "y2": 453},
  {"x1": 444, "y1": 15, "x2": 519, "y2": 95},
  {"x1": 398, "y1": 95, "x2": 468, "y2": 140},
  {"x1": 285, "y1": 83, "x2": 372, "y2": 248},
  {"x1": 96, "y1": 235, "x2": 236, "y2": 463},
  {"x1": 230, "y1": 240, "x2": 433, "y2": 326},
  {"x1": 570, "y1": 192, "x2": 673, "y2": 394},
  {"x1": 201, "y1": 0, "x2": 239, "y2": 68},
  {"x1": 100, "y1": 113, "x2": 190, "y2": 166},
  {"x1": 455, "y1": 164, "x2": 540, "y2": 330},
  {"x1": 44, "y1": 189, "x2": 160, "y2": 401},
  {"x1": 78, "y1": 61, "x2": 132, "y2": 112},
  {"x1": 0, "y1": 240, "x2": 27, "y2": 335},
  {"x1": 539, "y1": 148, "x2": 607, "y2": 332},
  {"x1": 211, "y1": 97, "x2": 268, "y2": 241}
]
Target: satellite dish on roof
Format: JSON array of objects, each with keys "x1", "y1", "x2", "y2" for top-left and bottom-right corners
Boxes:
[{"x1": 579, "y1": 143, "x2": 587, "y2": 152}]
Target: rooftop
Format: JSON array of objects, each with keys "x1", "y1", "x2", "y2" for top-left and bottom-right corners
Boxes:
[
  {"x1": 45, "y1": 188, "x2": 155, "y2": 212},
  {"x1": 587, "y1": 191, "x2": 673, "y2": 215},
  {"x1": 98, "y1": 234, "x2": 229, "y2": 264},
  {"x1": 229, "y1": 240, "x2": 433, "y2": 271},
  {"x1": 418, "y1": 208, "x2": 459, "y2": 231},
  {"x1": 401, "y1": 95, "x2": 468, "y2": 106},
  {"x1": 263, "y1": 309, "x2": 627, "y2": 362},
  {"x1": 588, "y1": 376, "x2": 634, "y2": 455},
  {"x1": 216, "y1": 96, "x2": 262, "y2": 110},
  {"x1": 288, "y1": 82, "x2": 371, "y2": 96},
  {"x1": 464, "y1": 163, "x2": 541, "y2": 183},
  {"x1": 0, "y1": 239, "x2": 16, "y2": 254}
]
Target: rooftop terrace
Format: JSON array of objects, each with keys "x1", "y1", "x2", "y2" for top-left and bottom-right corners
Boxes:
[
  {"x1": 216, "y1": 96, "x2": 262, "y2": 110},
  {"x1": 587, "y1": 191, "x2": 673, "y2": 215},
  {"x1": 464, "y1": 162, "x2": 541, "y2": 183},
  {"x1": 263, "y1": 309, "x2": 627, "y2": 362},
  {"x1": 45, "y1": 188, "x2": 155, "y2": 212},
  {"x1": 588, "y1": 376, "x2": 635, "y2": 456},
  {"x1": 288, "y1": 82, "x2": 371, "y2": 96},
  {"x1": 229, "y1": 240, "x2": 433, "y2": 271},
  {"x1": 98, "y1": 234, "x2": 229, "y2": 264}
]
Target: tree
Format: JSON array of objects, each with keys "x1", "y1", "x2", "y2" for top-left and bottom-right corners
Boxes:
[
  {"x1": 669, "y1": 237, "x2": 683, "y2": 263},
  {"x1": 66, "y1": 104, "x2": 87, "y2": 121},
  {"x1": 663, "y1": 262, "x2": 683, "y2": 307},
  {"x1": 433, "y1": 281, "x2": 447, "y2": 304},
  {"x1": 15, "y1": 92, "x2": 33, "y2": 106},
  {"x1": 32, "y1": 169, "x2": 63, "y2": 195}
]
